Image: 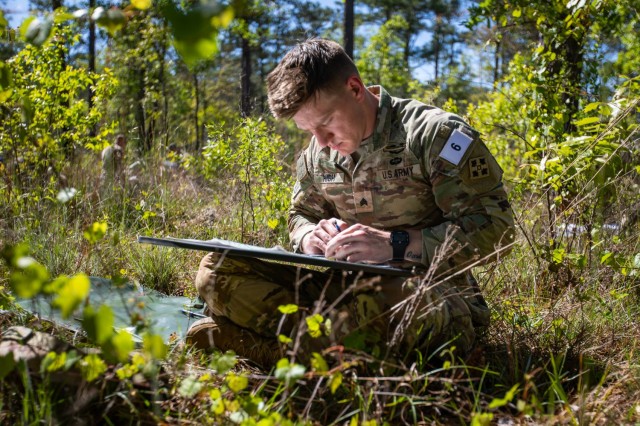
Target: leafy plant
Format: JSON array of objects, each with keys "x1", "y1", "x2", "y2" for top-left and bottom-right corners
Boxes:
[
  {"x1": 200, "y1": 117, "x2": 293, "y2": 245},
  {"x1": 0, "y1": 24, "x2": 114, "y2": 192}
]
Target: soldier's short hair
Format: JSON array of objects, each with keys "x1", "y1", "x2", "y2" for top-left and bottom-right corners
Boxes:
[
  {"x1": 115, "y1": 134, "x2": 126, "y2": 148},
  {"x1": 266, "y1": 39, "x2": 359, "y2": 119}
]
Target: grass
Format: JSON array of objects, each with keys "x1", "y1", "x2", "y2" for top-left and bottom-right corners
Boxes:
[{"x1": 1, "y1": 138, "x2": 639, "y2": 425}]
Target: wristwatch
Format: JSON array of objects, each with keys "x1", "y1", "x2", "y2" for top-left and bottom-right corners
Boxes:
[{"x1": 389, "y1": 230, "x2": 410, "y2": 261}]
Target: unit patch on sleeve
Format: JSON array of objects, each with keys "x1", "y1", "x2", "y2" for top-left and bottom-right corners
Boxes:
[
  {"x1": 469, "y1": 156, "x2": 490, "y2": 179},
  {"x1": 438, "y1": 129, "x2": 473, "y2": 166}
]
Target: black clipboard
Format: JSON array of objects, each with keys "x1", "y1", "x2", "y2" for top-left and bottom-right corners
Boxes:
[{"x1": 137, "y1": 236, "x2": 416, "y2": 277}]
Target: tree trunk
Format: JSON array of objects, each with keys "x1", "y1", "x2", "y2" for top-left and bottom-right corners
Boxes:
[
  {"x1": 561, "y1": 34, "x2": 584, "y2": 133},
  {"x1": 402, "y1": 28, "x2": 411, "y2": 72},
  {"x1": 88, "y1": 0, "x2": 96, "y2": 136},
  {"x1": 193, "y1": 72, "x2": 201, "y2": 151},
  {"x1": 344, "y1": 0, "x2": 354, "y2": 59},
  {"x1": 159, "y1": 23, "x2": 169, "y2": 149},
  {"x1": 434, "y1": 18, "x2": 441, "y2": 81},
  {"x1": 241, "y1": 36, "x2": 252, "y2": 118},
  {"x1": 135, "y1": 68, "x2": 148, "y2": 152},
  {"x1": 493, "y1": 36, "x2": 500, "y2": 85}
]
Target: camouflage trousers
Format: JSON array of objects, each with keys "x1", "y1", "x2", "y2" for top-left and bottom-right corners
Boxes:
[{"x1": 195, "y1": 252, "x2": 489, "y2": 361}]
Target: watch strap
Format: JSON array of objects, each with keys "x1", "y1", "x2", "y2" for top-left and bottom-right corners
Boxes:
[{"x1": 390, "y1": 231, "x2": 410, "y2": 261}]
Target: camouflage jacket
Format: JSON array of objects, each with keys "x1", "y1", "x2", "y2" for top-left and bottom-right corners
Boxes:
[
  {"x1": 101, "y1": 144, "x2": 125, "y2": 182},
  {"x1": 289, "y1": 86, "x2": 515, "y2": 275}
]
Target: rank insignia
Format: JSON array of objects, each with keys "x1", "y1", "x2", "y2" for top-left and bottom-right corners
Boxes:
[
  {"x1": 354, "y1": 190, "x2": 374, "y2": 213},
  {"x1": 470, "y1": 157, "x2": 490, "y2": 179}
]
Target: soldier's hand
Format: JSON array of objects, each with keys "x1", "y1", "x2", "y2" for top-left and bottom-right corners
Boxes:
[
  {"x1": 301, "y1": 218, "x2": 348, "y2": 255},
  {"x1": 325, "y1": 224, "x2": 393, "y2": 264}
]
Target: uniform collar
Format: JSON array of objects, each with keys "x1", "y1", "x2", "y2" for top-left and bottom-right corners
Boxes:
[{"x1": 367, "y1": 85, "x2": 393, "y2": 153}]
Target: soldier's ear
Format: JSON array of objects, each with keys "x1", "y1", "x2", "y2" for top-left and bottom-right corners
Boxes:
[{"x1": 346, "y1": 76, "x2": 365, "y2": 101}]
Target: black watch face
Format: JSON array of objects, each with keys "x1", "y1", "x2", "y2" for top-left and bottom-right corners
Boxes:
[{"x1": 392, "y1": 231, "x2": 409, "y2": 246}]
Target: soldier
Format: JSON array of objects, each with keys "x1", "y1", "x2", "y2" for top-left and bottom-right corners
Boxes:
[
  {"x1": 187, "y1": 39, "x2": 515, "y2": 368},
  {"x1": 101, "y1": 133, "x2": 126, "y2": 186}
]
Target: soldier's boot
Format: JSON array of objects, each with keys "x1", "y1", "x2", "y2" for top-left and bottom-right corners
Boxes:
[{"x1": 185, "y1": 315, "x2": 283, "y2": 368}]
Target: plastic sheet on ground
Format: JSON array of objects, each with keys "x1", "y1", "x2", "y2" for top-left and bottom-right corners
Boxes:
[{"x1": 16, "y1": 276, "x2": 202, "y2": 344}]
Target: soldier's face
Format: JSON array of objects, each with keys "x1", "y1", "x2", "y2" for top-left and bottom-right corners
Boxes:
[{"x1": 293, "y1": 77, "x2": 369, "y2": 156}]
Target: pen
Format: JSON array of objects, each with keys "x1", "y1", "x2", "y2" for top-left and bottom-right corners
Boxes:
[{"x1": 333, "y1": 220, "x2": 341, "y2": 233}]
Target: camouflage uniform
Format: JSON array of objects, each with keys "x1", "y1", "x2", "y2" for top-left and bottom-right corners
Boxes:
[
  {"x1": 196, "y1": 86, "x2": 514, "y2": 360},
  {"x1": 101, "y1": 144, "x2": 125, "y2": 186}
]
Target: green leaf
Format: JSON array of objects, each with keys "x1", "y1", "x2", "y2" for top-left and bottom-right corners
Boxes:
[
  {"x1": 143, "y1": 333, "x2": 167, "y2": 360},
  {"x1": 512, "y1": 9, "x2": 522, "y2": 18},
  {"x1": 41, "y1": 352, "x2": 67, "y2": 373},
  {"x1": 305, "y1": 314, "x2": 324, "y2": 338},
  {"x1": 43, "y1": 275, "x2": 67, "y2": 295},
  {"x1": 471, "y1": 412, "x2": 494, "y2": 426},
  {"x1": 178, "y1": 375, "x2": 204, "y2": 397},
  {"x1": 329, "y1": 372, "x2": 342, "y2": 394},
  {"x1": 83, "y1": 221, "x2": 108, "y2": 244},
  {"x1": 80, "y1": 353, "x2": 107, "y2": 382},
  {"x1": 278, "y1": 304, "x2": 298, "y2": 314},
  {"x1": 274, "y1": 358, "x2": 306, "y2": 385},
  {"x1": 600, "y1": 251, "x2": 613, "y2": 265},
  {"x1": 211, "y1": 7, "x2": 234, "y2": 28},
  {"x1": 609, "y1": 289, "x2": 628, "y2": 301},
  {"x1": 10, "y1": 259, "x2": 50, "y2": 299},
  {"x1": 1, "y1": 243, "x2": 29, "y2": 267},
  {"x1": 0, "y1": 11, "x2": 8, "y2": 31},
  {"x1": 111, "y1": 330, "x2": 135, "y2": 363},
  {"x1": 21, "y1": 15, "x2": 54, "y2": 47},
  {"x1": 53, "y1": 273, "x2": 90, "y2": 318},
  {"x1": 83, "y1": 304, "x2": 114, "y2": 344},
  {"x1": 161, "y1": 2, "x2": 232, "y2": 66},
  {"x1": 488, "y1": 384, "x2": 519, "y2": 408},
  {"x1": 53, "y1": 10, "x2": 75, "y2": 24},
  {"x1": 131, "y1": 0, "x2": 153, "y2": 10},
  {"x1": 93, "y1": 7, "x2": 126, "y2": 35},
  {"x1": 209, "y1": 350, "x2": 237, "y2": 374},
  {"x1": 583, "y1": 102, "x2": 600, "y2": 113},
  {"x1": 226, "y1": 372, "x2": 248, "y2": 393},
  {"x1": 0, "y1": 61, "x2": 12, "y2": 102},
  {"x1": 551, "y1": 248, "x2": 565, "y2": 264},
  {"x1": 278, "y1": 334, "x2": 292, "y2": 344},
  {"x1": 574, "y1": 116, "x2": 600, "y2": 126},
  {"x1": 310, "y1": 352, "x2": 328, "y2": 373},
  {"x1": 0, "y1": 353, "x2": 17, "y2": 380}
]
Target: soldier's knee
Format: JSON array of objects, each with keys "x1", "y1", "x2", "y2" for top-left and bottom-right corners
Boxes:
[{"x1": 195, "y1": 253, "x2": 222, "y2": 297}]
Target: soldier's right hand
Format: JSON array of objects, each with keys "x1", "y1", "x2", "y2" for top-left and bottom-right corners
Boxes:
[{"x1": 301, "y1": 218, "x2": 347, "y2": 255}]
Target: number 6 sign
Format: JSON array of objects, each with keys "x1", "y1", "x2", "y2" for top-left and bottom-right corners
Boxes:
[{"x1": 439, "y1": 129, "x2": 473, "y2": 166}]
